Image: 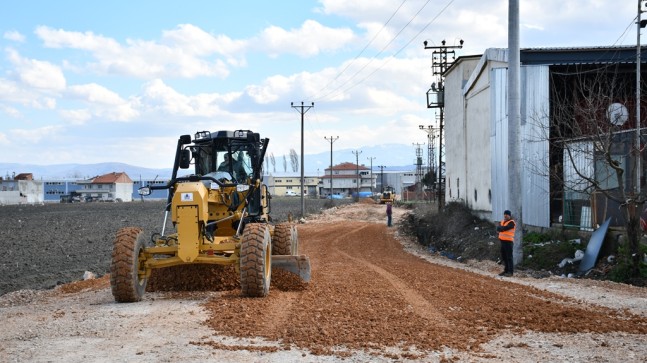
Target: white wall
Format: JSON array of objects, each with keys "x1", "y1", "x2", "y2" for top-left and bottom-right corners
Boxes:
[
  {"x1": 445, "y1": 50, "x2": 550, "y2": 227},
  {"x1": 0, "y1": 180, "x2": 44, "y2": 204},
  {"x1": 115, "y1": 183, "x2": 133, "y2": 201},
  {"x1": 445, "y1": 55, "x2": 501, "y2": 213}
]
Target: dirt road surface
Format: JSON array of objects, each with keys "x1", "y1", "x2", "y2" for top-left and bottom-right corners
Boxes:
[{"x1": 2, "y1": 202, "x2": 647, "y2": 362}]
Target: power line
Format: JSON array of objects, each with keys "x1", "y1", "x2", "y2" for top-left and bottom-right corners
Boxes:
[
  {"x1": 313, "y1": 0, "x2": 455, "y2": 102},
  {"x1": 313, "y1": 0, "x2": 437, "y2": 102},
  {"x1": 317, "y1": 0, "x2": 409, "y2": 96}
]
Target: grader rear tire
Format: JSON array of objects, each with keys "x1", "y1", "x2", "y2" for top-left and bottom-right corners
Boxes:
[
  {"x1": 272, "y1": 223, "x2": 291, "y2": 255},
  {"x1": 110, "y1": 227, "x2": 147, "y2": 303},
  {"x1": 273, "y1": 223, "x2": 299, "y2": 256},
  {"x1": 240, "y1": 223, "x2": 271, "y2": 297}
]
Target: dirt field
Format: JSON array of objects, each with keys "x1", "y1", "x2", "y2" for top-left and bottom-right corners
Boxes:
[{"x1": 1, "y1": 201, "x2": 647, "y2": 362}]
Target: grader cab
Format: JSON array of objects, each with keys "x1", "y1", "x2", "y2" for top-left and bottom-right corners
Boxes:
[{"x1": 110, "y1": 130, "x2": 310, "y2": 302}]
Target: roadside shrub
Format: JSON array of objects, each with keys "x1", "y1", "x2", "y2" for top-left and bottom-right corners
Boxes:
[
  {"x1": 400, "y1": 201, "x2": 500, "y2": 261},
  {"x1": 609, "y1": 242, "x2": 647, "y2": 286},
  {"x1": 520, "y1": 230, "x2": 582, "y2": 271}
]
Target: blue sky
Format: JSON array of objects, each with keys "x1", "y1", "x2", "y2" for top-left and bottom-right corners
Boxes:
[{"x1": 0, "y1": 0, "x2": 641, "y2": 170}]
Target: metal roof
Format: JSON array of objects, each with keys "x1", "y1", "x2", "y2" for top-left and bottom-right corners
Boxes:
[
  {"x1": 453, "y1": 45, "x2": 647, "y2": 70},
  {"x1": 520, "y1": 45, "x2": 647, "y2": 65}
]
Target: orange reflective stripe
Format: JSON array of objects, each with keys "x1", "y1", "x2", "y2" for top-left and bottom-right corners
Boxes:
[{"x1": 498, "y1": 219, "x2": 515, "y2": 241}]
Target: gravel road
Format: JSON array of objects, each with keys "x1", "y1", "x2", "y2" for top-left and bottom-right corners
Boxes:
[{"x1": 1, "y1": 202, "x2": 647, "y2": 362}]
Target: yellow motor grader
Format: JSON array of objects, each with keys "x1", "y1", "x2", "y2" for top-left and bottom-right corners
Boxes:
[
  {"x1": 110, "y1": 130, "x2": 310, "y2": 302},
  {"x1": 379, "y1": 186, "x2": 396, "y2": 204}
]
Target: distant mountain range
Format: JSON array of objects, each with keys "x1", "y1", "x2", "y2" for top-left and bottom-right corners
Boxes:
[{"x1": 1, "y1": 143, "x2": 421, "y2": 180}]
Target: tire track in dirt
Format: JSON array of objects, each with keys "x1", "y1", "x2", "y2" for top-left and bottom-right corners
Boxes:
[
  {"x1": 201, "y1": 204, "x2": 647, "y2": 359},
  {"x1": 325, "y1": 222, "x2": 452, "y2": 330}
]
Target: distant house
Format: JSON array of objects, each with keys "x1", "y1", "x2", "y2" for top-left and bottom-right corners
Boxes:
[
  {"x1": 14, "y1": 173, "x2": 33, "y2": 181},
  {"x1": 77, "y1": 172, "x2": 134, "y2": 202},
  {"x1": 321, "y1": 162, "x2": 376, "y2": 197}
]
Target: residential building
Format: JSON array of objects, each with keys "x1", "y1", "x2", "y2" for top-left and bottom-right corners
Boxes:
[
  {"x1": 321, "y1": 162, "x2": 376, "y2": 197},
  {"x1": 77, "y1": 172, "x2": 134, "y2": 202}
]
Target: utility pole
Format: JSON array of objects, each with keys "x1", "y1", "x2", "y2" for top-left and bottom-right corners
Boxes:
[
  {"x1": 508, "y1": 0, "x2": 523, "y2": 266},
  {"x1": 352, "y1": 150, "x2": 362, "y2": 201},
  {"x1": 379, "y1": 165, "x2": 385, "y2": 193},
  {"x1": 324, "y1": 136, "x2": 339, "y2": 199},
  {"x1": 412, "y1": 142, "x2": 424, "y2": 201},
  {"x1": 637, "y1": 0, "x2": 647, "y2": 195},
  {"x1": 419, "y1": 124, "x2": 438, "y2": 202},
  {"x1": 424, "y1": 38, "x2": 463, "y2": 210},
  {"x1": 367, "y1": 156, "x2": 376, "y2": 195},
  {"x1": 291, "y1": 101, "x2": 314, "y2": 218}
]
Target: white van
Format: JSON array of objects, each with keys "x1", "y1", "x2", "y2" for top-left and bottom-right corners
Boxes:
[{"x1": 285, "y1": 190, "x2": 298, "y2": 196}]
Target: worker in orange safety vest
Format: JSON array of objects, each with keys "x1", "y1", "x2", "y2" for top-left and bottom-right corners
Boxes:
[{"x1": 496, "y1": 209, "x2": 516, "y2": 277}]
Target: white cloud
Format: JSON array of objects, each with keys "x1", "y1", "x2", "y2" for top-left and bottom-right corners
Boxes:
[
  {"x1": 59, "y1": 109, "x2": 91, "y2": 125},
  {"x1": 140, "y1": 79, "x2": 229, "y2": 117},
  {"x1": 29, "y1": 97, "x2": 57, "y2": 110},
  {"x1": 0, "y1": 76, "x2": 59, "y2": 111},
  {"x1": 6, "y1": 48, "x2": 66, "y2": 91},
  {"x1": 162, "y1": 24, "x2": 247, "y2": 62},
  {"x1": 67, "y1": 83, "x2": 126, "y2": 105},
  {"x1": 245, "y1": 74, "x2": 294, "y2": 104},
  {"x1": 0, "y1": 132, "x2": 8, "y2": 145},
  {"x1": 4, "y1": 30, "x2": 25, "y2": 42},
  {"x1": 10, "y1": 125, "x2": 63, "y2": 143},
  {"x1": 0, "y1": 104, "x2": 22, "y2": 119},
  {"x1": 257, "y1": 20, "x2": 355, "y2": 57},
  {"x1": 65, "y1": 83, "x2": 140, "y2": 121},
  {"x1": 95, "y1": 102, "x2": 140, "y2": 121},
  {"x1": 35, "y1": 25, "x2": 232, "y2": 79},
  {"x1": 35, "y1": 26, "x2": 121, "y2": 52}
]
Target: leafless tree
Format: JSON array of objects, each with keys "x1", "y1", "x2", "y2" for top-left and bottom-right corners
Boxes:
[
  {"x1": 530, "y1": 63, "x2": 646, "y2": 279},
  {"x1": 269, "y1": 153, "x2": 276, "y2": 173},
  {"x1": 282, "y1": 155, "x2": 287, "y2": 173},
  {"x1": 289, "y1": 149, "x2": 299, "y2": 173}
]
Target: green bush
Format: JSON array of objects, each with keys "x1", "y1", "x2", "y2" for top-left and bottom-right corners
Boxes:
[
  {"x1": 609, "y1": 242, "x2": 647, "y2": 285},
  {"x1": 520, "y1": 230, "x2": 582, "y2": 271}
]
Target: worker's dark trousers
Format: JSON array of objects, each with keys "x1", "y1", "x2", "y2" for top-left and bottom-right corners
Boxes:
[
  {"x1": 387, "y1": 215, "x2": 392, "y2": 227},
  {"x1": 500, "y1": 240, "x2": 514, "y2": 273}
]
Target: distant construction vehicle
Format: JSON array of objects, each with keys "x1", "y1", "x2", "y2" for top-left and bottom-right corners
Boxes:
[
  {"x1": 110, "y1": 130, "x2": 310, "y2": 302},
  {"x1": 380, "y1": 186, "x2": 396, "y2": 204}
]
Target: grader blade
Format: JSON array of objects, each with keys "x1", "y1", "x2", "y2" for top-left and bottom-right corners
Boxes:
[{"x1": 271, "y1": 255, "x2": 311, "y2": 282}]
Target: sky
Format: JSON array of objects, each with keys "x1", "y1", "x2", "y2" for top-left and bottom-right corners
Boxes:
[{"x1": 0, "y1": 0, "x2": 642, "y2": 170}]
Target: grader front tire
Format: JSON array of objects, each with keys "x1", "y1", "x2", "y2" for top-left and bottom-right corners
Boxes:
[
  {"x1": 110, "y1": 227, "x2": 147, "y2": 303},
  {"x1": 240, "y1": 223, "x2": 271, "y2": 297}
]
